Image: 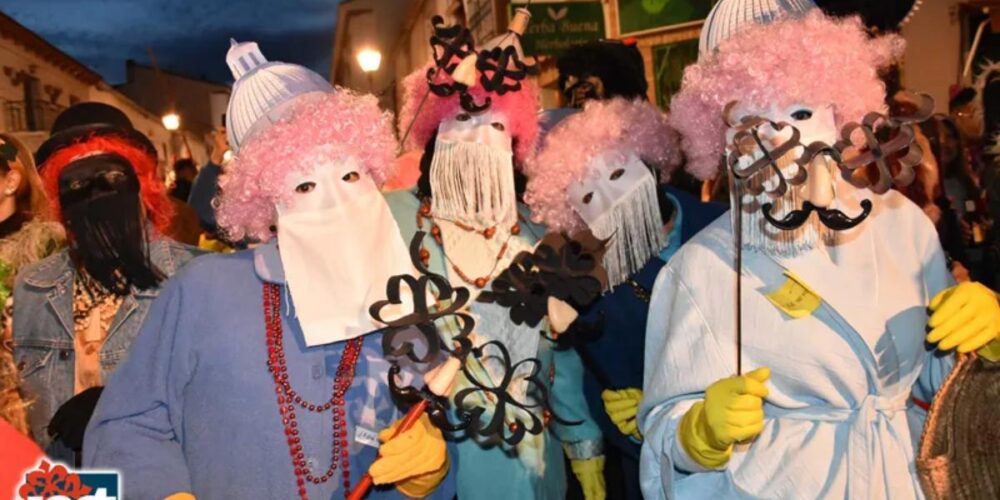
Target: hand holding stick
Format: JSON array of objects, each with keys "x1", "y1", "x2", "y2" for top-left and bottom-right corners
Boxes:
[{"x1": 346, "y1": 357, "x2": 462, "y2": 500}]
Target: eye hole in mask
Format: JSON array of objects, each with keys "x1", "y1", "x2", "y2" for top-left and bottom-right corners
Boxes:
[
  {"x1": 491, "y1": 122, "x2": 506, "y2": 132},
  {"x1": 582, "y1": 192, "x2": 594, "y2": 204},
  {"x1": 791, "y1": 109, "x2": 813, "y2": 121},
  {"x1": 456, "y1": 113, "x2": 471, "y2": 122},
  {"x1": 295, "y1": 182, "x2": 316, "y2": 194},
  {"x1": 342, "y1": 171, "x2": 360, "y2": 182},
  {"x1": 609, "y1": 168, "x2": 625, "y2": 181}
]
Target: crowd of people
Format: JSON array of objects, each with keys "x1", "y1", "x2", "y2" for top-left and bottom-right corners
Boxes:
[{"x1": 1, "y1": 0, "x2": 999, "y2": 499}]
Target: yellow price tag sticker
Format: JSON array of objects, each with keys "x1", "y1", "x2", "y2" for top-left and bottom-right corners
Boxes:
[{"x1": 765, "y1": 271, "x2": 822, "y2": 319}]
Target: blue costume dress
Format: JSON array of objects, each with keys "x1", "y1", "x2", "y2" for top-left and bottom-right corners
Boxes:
[
  {"x1": 385, "y1": 190, "x2": 604, "y2": 500},
  {"x1": 84, "y1": 243, "x2": 456, "y2": 499},
  {"x1": 572, "y1": 187, "x2": 725, "y2": 500}
]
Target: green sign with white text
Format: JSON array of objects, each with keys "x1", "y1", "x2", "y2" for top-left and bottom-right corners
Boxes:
[{"x1": 516, "y1": 2, "x2": 606, "y2": 56}]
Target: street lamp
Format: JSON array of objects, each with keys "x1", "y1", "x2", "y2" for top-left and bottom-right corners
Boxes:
[
  {"x1": 162, "y1": 112, "x2": 181, "y2": 131},
  {"x1": 356, "y1": 48, "x2": 381, "y2": 92}
]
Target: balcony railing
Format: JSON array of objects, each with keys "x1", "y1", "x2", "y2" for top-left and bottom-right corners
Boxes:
[{"x1": 4, "y1": 100, "x2": 65, "y2": 132}]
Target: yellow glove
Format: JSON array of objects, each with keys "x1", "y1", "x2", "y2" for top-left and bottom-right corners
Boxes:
[
  {"x1": 197, "y1": 234, "x2": 233, "y2": 253},
  {"x1": 369, "y1": 413, "x2": 449, "y2": 497},
  {"x1": 602, "y1": 388, "x2": 643, "y2": 441},
  {"x1": 163, "y1": 494, "x2": 195, "y2": 500},
  {"x1": 570, "y1": 456, "x2": 606, "y2": 500},
  {"x1": 927, "y1": 282, "x2": 1000, "y2": 354},
  {"x1": 678, "y1": 367, "x2": 770, "y2": 469}
]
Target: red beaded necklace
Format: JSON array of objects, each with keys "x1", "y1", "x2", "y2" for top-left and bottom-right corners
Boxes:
[{"x1": 263, "y1": 283, "x2": 363, "y2": 499}]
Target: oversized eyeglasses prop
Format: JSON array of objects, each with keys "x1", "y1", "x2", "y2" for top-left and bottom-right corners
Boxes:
[
  {"x1": 348, "y1": 231, "x2": 580, "y2": 499},
  {"x1": 725, "y1": 92, "x2": 933, "y2": 232}
]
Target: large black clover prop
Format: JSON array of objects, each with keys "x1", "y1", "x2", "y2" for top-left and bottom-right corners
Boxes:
[
  {"x1": 369, "y1": 232, "x2": 474, "y2": 364},
  {"x1": 833, "y1": 92, "x2": 934, "y2": 194},
  {"x1": 724, "y1": 102, "x2": 808, "y2": 200},
  {"x1": 478, "y1": 232, "x2": 607, "y2": 329},
  {"x1": 371, "y1": 232, "x2": 575, "y2": 445},
  {"x1": 454, "y1": 340, "x2": 579, "y2": 445},
  {"x1": 423, "y1": 16, "x2": 538, "y2": 116}
]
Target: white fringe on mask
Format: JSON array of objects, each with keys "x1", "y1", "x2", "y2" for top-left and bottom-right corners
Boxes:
[
  {"x1": 430, "y1": 139, "x2": 517, "y2": 227},
  {"x1": 730, "y1": 153, "x2": 835, "y2": 257},
  {"x1": 589, "y1": 172, "x2": 665, "y2": 289}
]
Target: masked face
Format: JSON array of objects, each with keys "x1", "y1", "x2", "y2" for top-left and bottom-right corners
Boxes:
[
  {"x1": 274, "y1": 152, "x2": 412, "y2": 346},
  {"x1": 568, "y1": 152, "x2": 664, "y2": 288},
  {"x1": 727, "y1": 102, "x2": 872, "y2": 255},
  {"x1": 58, "y1": 154, "x2": 162, "y2": 295},
  {"x1": 437, "y1": 110, "x2": 512, "y2": 153},
  {"x1": 430, "y1": 110, "x2": 517, "y2": 226},
  {"x1": 277, "y1": 155, "x2": 369, "y2": 215}
]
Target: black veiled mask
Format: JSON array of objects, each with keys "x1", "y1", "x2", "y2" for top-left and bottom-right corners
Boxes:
[{"x1": 58, "y1": 154, "x2": 163, "y2": 296}]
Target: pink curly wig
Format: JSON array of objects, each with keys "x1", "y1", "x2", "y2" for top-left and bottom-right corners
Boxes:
[
  {"x1": 524, "y1": 98, "x2": 682, "y2": 232},
  {"x1": 216, "y1": 90, "x2": 397, "y2": 242},
  {"x1": 399, "y1": 66, "x2": 540, "y2": 164},
  {"x1": 671, "y1": 11, "x2": 904, "y2": 180}
]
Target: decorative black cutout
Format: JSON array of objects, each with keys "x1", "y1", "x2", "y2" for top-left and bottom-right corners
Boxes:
[
  {"x1": 372, "y1": 231, "x2": 577, "y2": 445},
  {"x1": 478, "y1": 232, "x2": 606, "y2": 328}
]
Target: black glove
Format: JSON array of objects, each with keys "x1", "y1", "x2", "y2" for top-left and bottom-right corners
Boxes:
[{"x1": 48, "y1": 386, "x2": 104, "y2": 452}]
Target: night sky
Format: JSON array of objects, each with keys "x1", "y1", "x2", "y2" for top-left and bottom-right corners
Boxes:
[{"x1": 0, "y1": 0, "x2": 339, "y2": 85}]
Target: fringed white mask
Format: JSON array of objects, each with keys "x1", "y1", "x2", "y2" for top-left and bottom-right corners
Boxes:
[
  {"x1": 569, "y1": 152, "x2": 664, "y2": 289},
  {"x1": 276, "y1": 153, "x2": 412, "y2": 347},
  {"x1": 726, "y1": 103, "x2": 842, "y2": 256},
  {"x1": 430, "y1": 111, "x2": 517, "y2": 227},
  {"x1": 430, "y1": 111, "x2": 529, "y2": 291}
]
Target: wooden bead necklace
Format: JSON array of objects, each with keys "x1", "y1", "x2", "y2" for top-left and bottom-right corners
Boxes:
[{"x1": 416, "y1": 199, "x2": 522, "y2": 288}]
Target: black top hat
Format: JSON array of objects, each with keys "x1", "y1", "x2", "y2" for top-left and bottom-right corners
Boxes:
[{"x1": 35, "y1": 102, "x2": 159, "y2": 168}]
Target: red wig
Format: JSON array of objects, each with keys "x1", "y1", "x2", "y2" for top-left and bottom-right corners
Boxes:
[{"x1": 40, "y1": 135, "x2": 173, "y2": 232}]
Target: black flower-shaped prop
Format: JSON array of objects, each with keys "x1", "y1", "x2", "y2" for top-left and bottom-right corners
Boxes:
[
  {"x1": 369, "y1": 232, "x2": 474, "y2": 364},
  {"x1": 724, "y1": 104, "x2": 808, "y2": 199},
  {"x1": 423, "y1": 16, "x2": 537, "y2": 116},
  {"x1": 369, "y1": 231, "x2": 571, "y2": 445},
  {"x1": 833, "y1": 92, "x2": 934, "y2": 194},
  {"x1": 478, "y1": 231, "x2": 607, "y2": 328},
  {"x1": 455, "y1": 340, "x2": 580, "y2": 445}
]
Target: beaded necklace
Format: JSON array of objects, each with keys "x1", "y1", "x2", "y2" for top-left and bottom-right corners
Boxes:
[{"x1": 263, "y1": 283, "x2": 363, "y2": 499}]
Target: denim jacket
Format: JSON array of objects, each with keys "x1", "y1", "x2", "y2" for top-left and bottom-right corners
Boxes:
[{"x1": 12, "y1": 237, "x2": 201, "y2": 451}]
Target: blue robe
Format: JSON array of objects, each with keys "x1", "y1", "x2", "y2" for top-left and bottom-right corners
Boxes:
[
  {"x1": 385, "y1": 190, "x2": 603, "y2": 500},
  {"x1": 573, "y1": 187, "x2": 725, "y2": 500},
  {"x1": 639, "y1": 190, "x2": 954, "y2": 499},
  {"x1": 84, "y1": 243, "x2": 456, "y2": 499}
]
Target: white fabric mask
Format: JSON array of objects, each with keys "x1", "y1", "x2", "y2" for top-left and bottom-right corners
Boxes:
[
  {"x1": 568, "y1": 152, "x2": 664, "y2": 288},
  {"x1": 437, "y1": 111, "x2": 513, "y2": 153},
  {"x1": 276, "y1": 155, "x2": 412, "y2": 346}
]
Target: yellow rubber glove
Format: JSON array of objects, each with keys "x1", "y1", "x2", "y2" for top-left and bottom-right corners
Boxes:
[
  {"x1": 927, "y1": 282, "x2": 1000, "y2": 354},
  {"x1": 197, "y1": 234, "x2": 233, "y2": 253},
  {"x1": 602, "y1": 388, "x2": 643, "y2": 441},
  {"x1": 570, "y1": 456, "x2": 606, "y2": 500},
  {"x1": 369, "y1": 413, "x2": 448, "y2": 497},
  {"x1": 678, "y1": 367, "x2": 770, "y2": 469},
  {"x1": 163, "y1": 494, "x2": 195, "y2": 500}
]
